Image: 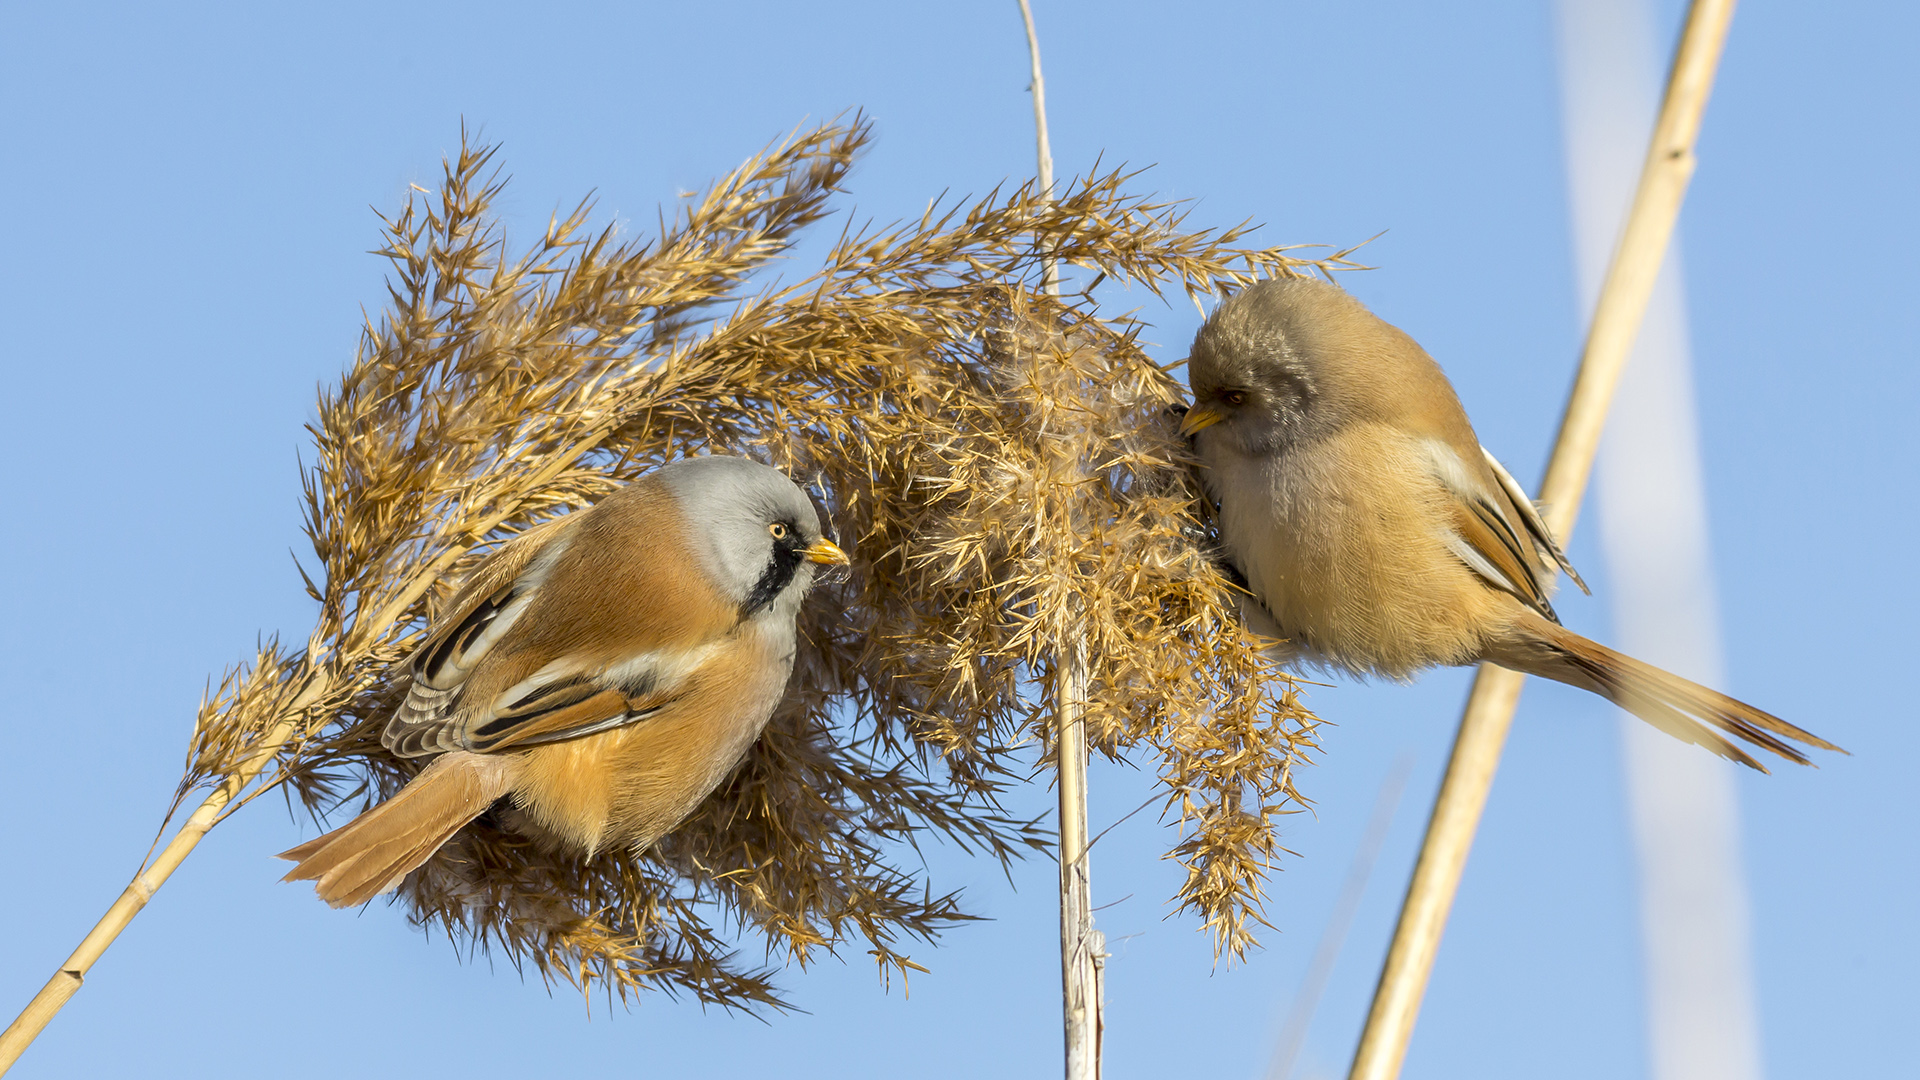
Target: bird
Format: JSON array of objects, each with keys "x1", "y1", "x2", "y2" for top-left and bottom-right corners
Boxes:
[
  {"x1": 279, "y1": 455, "x2": 850, "y2": 907},
  {"x1": 1178, "y1": 276, "x2": 1838, "y2": 770}
]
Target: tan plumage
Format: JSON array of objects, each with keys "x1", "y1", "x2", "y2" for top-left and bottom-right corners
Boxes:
[
  {"x1": 281, "y1": 456, "x2": 849, "y2": 906},
  {"x1": 1181, "y1": 277, "x2": 1838, "y2": 771},
  {"x1": 277, "y1": 752, "x2": 519, "y2": 908}
]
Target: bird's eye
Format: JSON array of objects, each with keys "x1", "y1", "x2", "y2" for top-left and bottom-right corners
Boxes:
[
  {"x1": 1223, "y1": 390, "x2": 1248, "y2": 406},
  {"x1": 769, "y1": 522, "x2": 790, "y2": 540}
]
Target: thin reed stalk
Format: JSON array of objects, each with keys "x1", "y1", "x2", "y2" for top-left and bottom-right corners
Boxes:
[
  {"x1": 1268, "y1": 756, "x2": 1412, "y2": 1080},
  {"x1": 1019, "y1": 0, "x2": 1061, "y2": 298},
  {"x1": 1015, "y1": 2, "x2": 1103, "y2": 1077},
  {"x1": 0, "y1": 709, "x2": 308, "y2": 1071},
  {"x1": 1345, "y1": 2, "x2": 1740, "y2": 1078}
]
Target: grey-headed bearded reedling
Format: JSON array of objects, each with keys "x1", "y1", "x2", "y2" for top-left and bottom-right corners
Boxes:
[
  {"x1": 1181, "y1": 276, "x2": 1838, "y2": 771},
  {"x1": 280, "y1": 456, "x2": 850, "y2": 908}
]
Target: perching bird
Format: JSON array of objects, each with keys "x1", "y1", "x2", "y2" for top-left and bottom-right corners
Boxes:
[
  {"x1": 1179, "y1": 277, "x2": 1837, "y2": 770},
  {"x1": 280, "y1": 455, "x2": 850, "y2": 907}
]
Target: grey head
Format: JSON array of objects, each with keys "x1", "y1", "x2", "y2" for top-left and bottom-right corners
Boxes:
[
  {"x1": 1182, "y1": 276, "x2": 1374, "y2": 457},
  {"x1": 653, "y1": 456, "x2": 846, "y2": 620}
]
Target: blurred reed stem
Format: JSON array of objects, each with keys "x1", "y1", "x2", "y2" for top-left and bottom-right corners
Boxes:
[{"x1": 1267, "y1": 756, "x2": 1413, "y2": 1080}]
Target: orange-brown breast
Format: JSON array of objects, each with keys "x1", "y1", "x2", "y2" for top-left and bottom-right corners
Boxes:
[
  {"x1": 1224, "y1": 420, "x2": 1517, "y2": 676},
  {"x1": 503, "y1": 616, "x2": 795, "y2": 855}
]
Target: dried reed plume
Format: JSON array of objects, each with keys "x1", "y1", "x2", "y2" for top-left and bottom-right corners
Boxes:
[{"x1": 175, "y1": 115, "x2": 1340, "y2": 1010}]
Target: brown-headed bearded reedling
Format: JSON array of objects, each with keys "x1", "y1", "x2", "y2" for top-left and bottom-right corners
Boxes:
[
  {"x1": 1181, "y1": 277, "x2": 1838, "y2": 771},
  {"x1": 280, "y1": 456, "x2": 850, "y2": 907}
]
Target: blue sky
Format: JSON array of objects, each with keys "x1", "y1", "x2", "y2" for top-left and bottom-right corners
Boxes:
[{"x1": 1, "y1": 2, "x2": 1912, "y2": 1077}]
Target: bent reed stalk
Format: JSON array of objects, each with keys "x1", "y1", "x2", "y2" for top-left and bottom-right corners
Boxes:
[
  {"x1": 1346, "y1": 2, "x2": 1741, "y2": 1078},
  {"x1": 2, "y1": 116, "x2": 1338, "y2": 1073}
]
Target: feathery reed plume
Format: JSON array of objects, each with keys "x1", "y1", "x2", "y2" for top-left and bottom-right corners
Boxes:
[{"x1": 7, "y1": 116, "x2": 1348, "y2": 1053}]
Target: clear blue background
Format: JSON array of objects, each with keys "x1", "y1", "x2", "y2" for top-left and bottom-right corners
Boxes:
[{"x1": 1, "y1": 2, "x2": 1911, "y2": 1077}]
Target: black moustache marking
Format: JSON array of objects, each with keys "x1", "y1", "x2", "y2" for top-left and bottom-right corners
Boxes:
[{"x1": 740, "y1": 524, "x2": 807, "y2": 619}]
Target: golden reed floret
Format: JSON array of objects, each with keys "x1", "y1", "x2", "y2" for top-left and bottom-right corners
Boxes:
[{"x1": 173, "y1": 115, "x2": 1344, "y2": 1009}]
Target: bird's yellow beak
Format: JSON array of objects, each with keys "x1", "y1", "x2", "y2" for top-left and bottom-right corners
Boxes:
[
  {"x1": 1179, "y1": 402, "x2": 1227, "y2": 436},
  {"x1": 804, "y1": 538, "x2": 852, "y2": 566}
]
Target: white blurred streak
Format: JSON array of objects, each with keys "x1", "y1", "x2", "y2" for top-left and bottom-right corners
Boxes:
[{"x1": 1557, "y1": 3, "x2": 1764, "y2": 1080}]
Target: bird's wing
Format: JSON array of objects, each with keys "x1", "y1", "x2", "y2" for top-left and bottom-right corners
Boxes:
[
  {"x1": 1420, "y1": 439, "x2": 1562, "y2": 623},
  {"x1": 457, "y1": 673, "x2": 679, "y2": 754},
  {"x1": 1480, "y1": 448, "x2": 1589, "y2": 595},
  {"x1": 383, "y1": 516, "x2": 582, "y2": 758},
  {"x1": 383, "y1": 484, "x2": 739, "y2": 758}
]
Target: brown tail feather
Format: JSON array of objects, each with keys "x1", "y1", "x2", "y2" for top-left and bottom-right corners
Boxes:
[
  {"x1": 278, "y1": 751, "x2": 519, "y2": 908},
  {"x1": 1487, "y1": 613, "x2": 1842, "y2": 773}
]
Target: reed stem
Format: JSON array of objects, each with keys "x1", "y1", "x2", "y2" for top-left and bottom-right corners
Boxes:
[
  {"x1": 1057, "y1": 640, "x2": 1102, "y2": 1080},
  {"x1": 0, "y1": 707, "x2": 304, "y2": 1075},
  {"x1": 1017, "y1": 3, "x2": 1100, "y2": 1076},
  {"x1": 1268, "y1": 757, "x2": 1413, "y2": 1080},
  {"x1": 0, "y1": 432, "x2": 612, "y2": 1073},
  {"x1": 1346, "y1": 2, "x2": 1739, "y2": 1077},
  {"x1": 1019, "y1": 0, "x2": 1061, "y2": 297}
]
